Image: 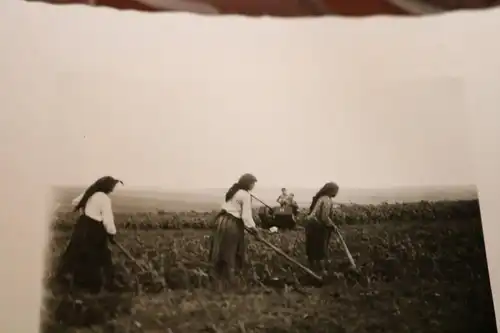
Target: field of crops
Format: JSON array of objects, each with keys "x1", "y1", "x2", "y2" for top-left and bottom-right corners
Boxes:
[
  {"x1": 41, "y1": 200, "x2": 497, "y2": 333},
  {"x1": 52, "y1": 199, "x2": 482, "y2": 230}
]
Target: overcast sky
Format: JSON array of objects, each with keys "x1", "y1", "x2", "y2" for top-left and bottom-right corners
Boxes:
[{"x1": 2, "y1": 2, "x2": 475, "y2": 190}]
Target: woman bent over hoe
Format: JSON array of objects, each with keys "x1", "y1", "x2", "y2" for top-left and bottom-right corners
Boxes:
[
  {"x1": 305, "y1": 182, "x2": 340, "y2": 274},
  {"x1": 55, "y1": 176, "x2": 123, "y2": 294},
  {"x1": 209, "y1": 173, "x2": 261, "y2": 288}
]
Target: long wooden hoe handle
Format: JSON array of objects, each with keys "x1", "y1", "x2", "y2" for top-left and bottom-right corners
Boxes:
[
  {"x1": 247, "y1": 229, "x2": 323, "y2": 282},
  {"x1": 246, "y1": 195, "x2": 322, "y2": 281},
  {"x1": 114, "y1": 241, "x2": 149, "y2": 273},
  {"x1": 250, "y1": 194, "x2": 274, "y2": 211},
  {"x1": 333, "y1": 227, "x2": 357, "y2": 270}
]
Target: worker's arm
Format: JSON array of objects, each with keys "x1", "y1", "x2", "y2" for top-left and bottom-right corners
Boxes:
[
  {"x1": 97, "y1": 193, "x2": 117, "y2": 235},
  {"x1": 319, "y1": 197, "x2": 338, "y2": 229},
  {"x1": 240, "y1": 191, "x2": 257, "y2": 229}
]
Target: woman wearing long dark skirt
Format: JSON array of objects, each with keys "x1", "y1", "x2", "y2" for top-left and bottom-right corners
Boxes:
[
  {"x1": 304, "y1": 182, "x2": 339, "y2": 274},
  {"x1": 55, "y1": 176, "x2": 123, "y2": 294},
  {"x1": 209, "y1": 173, "x2": 260, "y2": 286}
]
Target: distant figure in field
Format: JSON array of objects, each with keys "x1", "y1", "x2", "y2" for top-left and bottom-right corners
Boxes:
[
  {"x1": 55, "y1": 176, "x2": 123, "y2": 294},
  {"x1": 288, "y1": 193, "x2": 299, "y2": 216},
  {"x1": 276, "y1": 188, "x2": 290, "y2": 207},
  {"x1": 305, "y1": 182, "x2": 339, "y2": 274},
  {"x1": 209, "y1": 173, "x2": 260, "y2": 286}
]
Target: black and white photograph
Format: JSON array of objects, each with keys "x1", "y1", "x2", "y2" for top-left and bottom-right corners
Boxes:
[
  {"x1": 42, "y1": 74, "x2": 497, "y2": 332},
  {"x1": 41, "y1": 68, "x2": 497, "y2": 333},
  {"x1": 4, "y1": 3, "x2": 498, "y2": 333}
]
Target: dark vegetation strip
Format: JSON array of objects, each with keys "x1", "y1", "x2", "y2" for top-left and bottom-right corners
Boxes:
[{"x1": 51, "y1": 200, "x2": 482, "y2": 231}]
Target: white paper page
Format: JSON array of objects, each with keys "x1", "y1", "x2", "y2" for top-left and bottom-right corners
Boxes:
[{"x1": 464, "y1": 75, "x2": 500, "y2": 324}]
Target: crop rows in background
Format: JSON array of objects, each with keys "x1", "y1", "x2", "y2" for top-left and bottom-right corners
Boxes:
[{"x1": 52, "y1": 199, "x2": 481, "y2": 231}]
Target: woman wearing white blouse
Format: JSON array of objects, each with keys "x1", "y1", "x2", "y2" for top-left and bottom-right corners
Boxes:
[
  {"x1": 55, "y1": 176, "x2": 123, "y2": 294},
  {"x1": 209, "y1": 173, "x2": 260, "y2": 285}
]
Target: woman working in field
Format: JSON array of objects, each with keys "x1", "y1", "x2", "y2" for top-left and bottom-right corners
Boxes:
[
  {"x1": 209, "y1": 173, "x2": 260, "y2": 286},
  {"x1": 305, "y1": 182, "x2": 340, "y2": 274},
  {"x1": 55, "y1": 176, "x2": 123, "y2": 294}
]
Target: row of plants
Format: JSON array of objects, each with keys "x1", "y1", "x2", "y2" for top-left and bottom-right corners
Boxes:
[{"x1": 52, "y1": 199, "x2": 481, "y2": 231}]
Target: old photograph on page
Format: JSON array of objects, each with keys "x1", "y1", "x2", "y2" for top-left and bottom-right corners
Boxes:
[
  {"x1": 39, "y1": 67, "x2": 497, "y2": 332},
  {"x1": 24, "y1": 0, "x2": 500, "y2": 17}
]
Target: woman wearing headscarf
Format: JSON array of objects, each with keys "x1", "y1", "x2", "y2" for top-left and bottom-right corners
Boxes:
[
  {"x1": 55, "y1": 176, "x2": 123, "y2": 294},
  {"x1": 209, "y1": 173, "x2": 260, "y2": 285},
  {"x1": 304, "y1": 182, "x2": 340, "y2": 273}
]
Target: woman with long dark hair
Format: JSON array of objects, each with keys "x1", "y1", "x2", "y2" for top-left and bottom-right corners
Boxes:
[
  {"x1": 209, "y1": 173, "x2": 260, "y2": 285},
  {"x1": 55, "y1": 176, "x2": 123, "y2": 294},
  {"x1": 305, "y1": 182, "x2": 339, "y2": 273}
]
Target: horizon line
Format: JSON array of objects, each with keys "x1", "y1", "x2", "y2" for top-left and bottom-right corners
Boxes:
[{"x1": 51, "y1": 183, "x2": 477, "y2": 191}]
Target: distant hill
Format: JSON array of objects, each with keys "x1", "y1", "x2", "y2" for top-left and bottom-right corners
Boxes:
[
  {"x1": 51, "y1": 184, "x2": 477, "y2": 213},
  {"x1": 52, "y1": 186, "x2": 222, "y2": 213}
]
